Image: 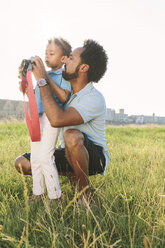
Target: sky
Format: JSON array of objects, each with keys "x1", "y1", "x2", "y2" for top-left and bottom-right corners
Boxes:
[{"x1": 0, "y1": 0, "x2": 165, "y2": 116}]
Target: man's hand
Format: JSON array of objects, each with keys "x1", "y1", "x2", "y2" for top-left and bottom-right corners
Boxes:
[{"x1": 32, "y1": 56, "x2": 47, "y2": 81}]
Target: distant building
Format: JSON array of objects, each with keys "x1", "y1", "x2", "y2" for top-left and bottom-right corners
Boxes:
[
  {"x1": 106, "y1": 108, "x2": 165, "y2": 125},
  {"x1": 1, "y1": 99, "x2": 165, "y2": 125},
  {"x1": 106, "y1": 108, "x2": 116, "y2": 124},
  {"x1": 0, "y1": 99, "x2": 25, "y2": 120}
]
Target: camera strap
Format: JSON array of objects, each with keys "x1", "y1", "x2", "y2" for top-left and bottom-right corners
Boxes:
[{"x1": 21, "y1": 70, "x2": 41, "y2": 142}]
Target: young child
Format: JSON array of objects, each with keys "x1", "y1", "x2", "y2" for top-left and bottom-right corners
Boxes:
[{"x1": 30, "y1": 38, "x2": 72, "y2": 203}]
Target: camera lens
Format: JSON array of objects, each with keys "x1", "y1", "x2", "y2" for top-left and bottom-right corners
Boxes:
[{"x1": 21, "y1": 59, "x2": 31, "y2": 77}]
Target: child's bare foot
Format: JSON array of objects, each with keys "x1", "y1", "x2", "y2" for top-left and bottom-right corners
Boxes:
[
  {"x1": 29, "y1": 194, "x2": 45, "y2": 204},
  {"x1": 49, "y1": 198, "x2": 62, "y2": 209}
]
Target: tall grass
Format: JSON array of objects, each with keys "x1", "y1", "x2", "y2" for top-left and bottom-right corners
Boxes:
[{"x1": 0, "y1": 122, "x2": 164, "y2": 247}]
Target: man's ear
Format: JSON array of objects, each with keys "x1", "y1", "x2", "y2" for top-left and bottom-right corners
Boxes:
[
  {"x1": 61, "y1": 56, "x2": 67, "y2": 64},
  {"x1": 80, "y1": 64, "x2": 89, "y2": 73}
]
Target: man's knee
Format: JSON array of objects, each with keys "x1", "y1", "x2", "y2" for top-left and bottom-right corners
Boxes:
[
  {"x1": 14, "y1": 156, "x2": 23, "y2": 173},
  {"x1": 14, "y1": 156, "x2": 32, "y2": 175},
  {"x1": 63, "y1": 129, "x2": 84, "y2": 149}
]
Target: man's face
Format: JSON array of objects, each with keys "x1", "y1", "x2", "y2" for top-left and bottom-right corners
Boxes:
[
  {"x1": 62, "y1": 47, "x2": 84, "y2": 81},
  {"x1": 45, "y1": 42, "x2": 64, "y2": 70}
]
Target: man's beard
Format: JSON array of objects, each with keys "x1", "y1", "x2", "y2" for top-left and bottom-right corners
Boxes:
[{"x1": 62, "y1": 64, "x2": 80, "y2": 81}]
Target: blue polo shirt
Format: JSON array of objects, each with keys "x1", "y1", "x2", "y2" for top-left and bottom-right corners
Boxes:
[
  {"x1": 59, "y1": 82, "x2": 110, "y2": 175},
  {"x1": 35, "y1": 68, "x2": 71, "y2": 116}
]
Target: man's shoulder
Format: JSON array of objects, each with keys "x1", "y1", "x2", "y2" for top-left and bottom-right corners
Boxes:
[
  {"x1": 82, "y1": 85, "x2": 105, "y2": 104},
  {"x1": 74, "y1": 85, "x2": 106, "y2": 113},
  {"x1": 78, "y1": 83, "x2": 105, "y2": 99},
  {"x1": 91, "y1": 86, "x2": 105, "y2": 99}
]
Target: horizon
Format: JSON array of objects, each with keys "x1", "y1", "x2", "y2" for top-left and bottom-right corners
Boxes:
[{"x1": 1, "y1": 98, "x2": 165, "y2": 118}]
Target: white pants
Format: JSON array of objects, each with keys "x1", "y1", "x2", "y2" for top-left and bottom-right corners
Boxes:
[{"x1": 30, "y1": 113, "x2": 61, "y2": 199}]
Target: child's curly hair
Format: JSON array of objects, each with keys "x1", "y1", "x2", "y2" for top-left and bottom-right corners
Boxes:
[{"x1": 48, "y1": 37, "x2": 72, "y2": 57}]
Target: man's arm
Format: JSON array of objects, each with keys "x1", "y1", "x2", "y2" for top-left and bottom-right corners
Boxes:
[
  {"x1": 39, "y1": 85, "x2": 83, "y2": 127},
  {"x1": 32, "y1": 56, "x2": 83, "y2": 127}
]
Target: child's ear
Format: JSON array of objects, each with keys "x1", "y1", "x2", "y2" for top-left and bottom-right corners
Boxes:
[
  {"x1": 80, "y1": 64, "x2": 89, "y2": 73},
  {"x1": 61, "y1": 56, "x2": 67, "y2": 64}
]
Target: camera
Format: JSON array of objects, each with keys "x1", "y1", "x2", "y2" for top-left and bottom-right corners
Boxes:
[{"x1": 21, "y1": 56, "x2": 35, "y2": 77}]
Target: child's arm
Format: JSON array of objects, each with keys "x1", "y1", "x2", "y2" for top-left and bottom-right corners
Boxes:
[{"x1": 46, "y1": 74, "x2": 70, "y2": 103}]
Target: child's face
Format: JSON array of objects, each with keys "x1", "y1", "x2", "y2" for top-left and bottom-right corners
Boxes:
[{"x1": 45, "y1": 42, "x2": 64, "y2": 70}]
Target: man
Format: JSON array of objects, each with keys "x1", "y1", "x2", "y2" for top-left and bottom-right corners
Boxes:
[{"x1": 15, "y1": 39, "x2": 110, "y2": 202}]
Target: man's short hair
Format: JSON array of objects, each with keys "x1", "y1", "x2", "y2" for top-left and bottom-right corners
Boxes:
[
  {"x1": 81, "y1": 39, "x2": 108, "y2": 83},
  {"x1": 48, "y1": 37, "x2": 72, "y2": 57}
]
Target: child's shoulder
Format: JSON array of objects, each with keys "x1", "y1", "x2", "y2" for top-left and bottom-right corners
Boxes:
[{"x1": 61, "y1": 77, "x2": 72, "y2": 91}]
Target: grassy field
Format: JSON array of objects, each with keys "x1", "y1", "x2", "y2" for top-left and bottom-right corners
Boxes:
[{"x1": 0, "y1": 122, "x2": 164, "y2": 247}]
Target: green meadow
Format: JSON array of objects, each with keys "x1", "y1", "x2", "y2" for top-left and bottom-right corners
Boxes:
[{"x1": 0, "y1": 122, "x2": 164, "y2": 247}]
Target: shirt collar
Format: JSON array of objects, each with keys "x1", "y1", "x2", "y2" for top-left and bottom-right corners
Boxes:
[
  {"x1": 66, "y1": 82, "x2": 93, "y2": 105},
  {"x1": 71, "y1": 82, "x2": 94, "y2": 97},
  {"x1": 48, "y1": 68, "x2": 62, "y2": 75}
]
